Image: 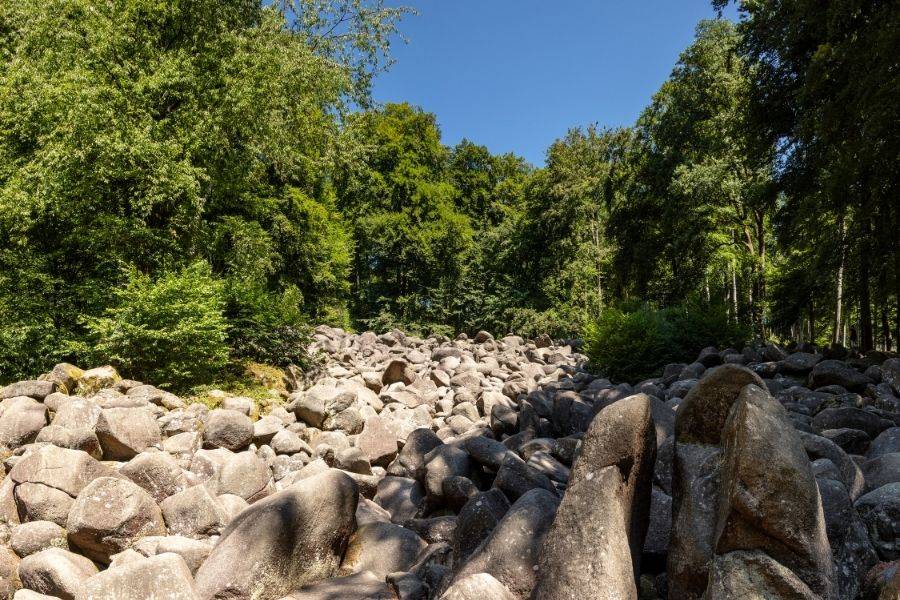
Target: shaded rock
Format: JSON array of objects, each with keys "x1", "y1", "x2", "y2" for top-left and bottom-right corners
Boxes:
[
  {"x1": 452, "y1": 489, "x2": 510, "y2": 567},
  {"x1": 95, "y1": 407, "x2": 161, "y2": 460},
  {"x1": 812, "y1": 407, "x2": 890, "y2": 439},
  {"x1": 868, "y1": 428, "x2": 900, "y2": 460},
  {"x1": 18, "y1": 548, "x2": 97, "y2": 600},
  {"x1": 0, "y1": 382, "x2": 55, "y2": 401},
  {"x1": 705, "y1": 550, "x2": 819, "y2": 599},
  {"x1": 862, "y1": 453, "x2": 900, "y2": 493},
  {"x1": 817, "y1": 478, "x2": 878, "y2": 599},
  {"x1": 449, "y1": 488, "x2": 559, "y2": 598},
  {"x1": 388, "y1": 428, "x2": 443, "y2": 478},
  {"x1": 674, "y1": 364, "x2": 765, "y2": 446},
  {"x1": 193, "y1": 469, "x2": 358, "y2": 600},
  {"x1": 809, "y1": 360, "x2": 871, "y2": 392},
  {"x1": 492, "y1": 453, "x2": 555, "y2": 502},
  {"x1": 383, "y1": 360, "x2": 415, "y2": 386},
  {"x1": 374, "y1": 476, "x2": 424, "y2": 523},
  {"x1": 715, "y1": 384, "x2": 835, "y2": 598},
  {"x1": 854, "y1": 482, "x2": 900, "y2": 560},
  {"x1": 423, "y1": 445, "x2": 472, "y2": 501},
  {"x1": 281, "y1": 571, "x2": 394, "y2": 600},
  {"x1": 533, "y1": 394, "x2": 656, "y2": 600},
  {"x1": 339, "y1": 521, "x2": 427, "y2": 577}
]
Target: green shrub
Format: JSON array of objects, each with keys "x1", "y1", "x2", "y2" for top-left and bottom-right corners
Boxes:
[
  {"x1": 86, "y1": 262, "x2": 229, "y2": 390},
  {"x1": 584, "y1": 307, "x2": 673, "y2": 383},
  {"x1": 584, "y1": 302, "x2": 748, "y2": 383},
  {"x1": 225, "y1": 281, "x2": 312, "y2": 369}
]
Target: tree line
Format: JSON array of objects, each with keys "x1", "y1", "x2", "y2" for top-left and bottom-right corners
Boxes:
[{"x1": 0, "y1": 0, "x2": 896, "y2": 386}]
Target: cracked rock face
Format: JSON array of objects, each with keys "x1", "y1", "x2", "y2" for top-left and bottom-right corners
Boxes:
[{"x1": 0, "y1": 334, "x2": 896, "y2": 599}]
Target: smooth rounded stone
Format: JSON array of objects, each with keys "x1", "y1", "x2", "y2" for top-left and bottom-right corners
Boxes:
[
  {"x1": 357, "y1": 416, "x2": 399, "y2": 467},
  {"x1": 813, "y1": 458, "x2": 842, "y2": 481},
  {"x1": 188, "y1": 448, "x2": 234, "y2": 484},
  {"x1": 10, "y1": 446, "x2": 118, "y2": 526},
  {"x1": 0, "y1": 397, "x2": 47, "y2": 449},
  {"x1": 75, "y1": 366, "x2": 120, "y2": 395},
  {"x1": 868, "y1": 428, "x2": 900, "y2": 460},
  {"x1": 50, "y1": 398, "x2": 102, "y2": 431},
  {"x1": 34, "y1": 426, "x2": 101, "y2": 459},
  {"x1": 154, "y1": 535, "x2": 212, "y2": 574},
  {"x1": 374, "y1": 476, "x2": 424, "y2": 523},
  {"x1": 438, "y1": 573, "x2": 516, "y2": 600},
  {"x1": 18, "y1": 548, "x2": 97, "y2": 599},
  {"x1": 441, "y1": 476, "x2": 478, "y2": 512},
  {"x1": 0, "y1": 546, "x2": 20, "y2": 598},
  {"x1": 854, "y1": 482, "x2": 900, "y2": 560},
  {"x1": 340, "y1": 521, "x2": 427, "y2": 577},
  {"x1": 780, "y1": 352, "x2": 822, "y2": 375},
  {"x1": 125, "y1": 384, "x2": 184, "y2": 410},
  {"x1": 817, "y1": 478, "x2": 878, "y2": 600},
  {"x1": 423, "y1": 445, "x2": 472, "y2": 500},
  {"x1": 270, "y1": 429, "x2": 310, "y2": 456},
  {"x1": 212, "y1": 451, "x2": 273, "y2": 503},
  {"x1": 336, "y1": 447, "x2": 372, "y2": 475},
  {"x1": 533, "y1": 394, "x2": 656, "y2": 600},
  {"x1": 883, "y1": 358, "x2": 900, "y2": 396},
  {"x1": 0, "y1": 381, "x2": 56, "y2": 402},
  {"x1": 809, "y1": 360, "x2": 871, "y2": 392},
  {"x1": 253, "y1": 416, "x2": 284, "y2": 446},
  {"x1": 812, "y1": 407, "x2": 891, "y2": 439},
  {"x1": 220, "y1": 396, "x2": 254, "y2": 416},
  {"x1": 461, "y1": 435, "x2": 511, "y2": 471},
  {"x1": 323, "y1": 406, "x2": 364, "y2": 434},
  {"x1": 280, "y1": 571, "x2": 394, "y2": 600},
  {"x1": 715, "y1": 384, "x2": 835, "y2": 598},
  {"x1": 13, "y1": 590, "x2": 58, "y2": 599},
  {"x1": 78, "y1": 552, "x2": 199, "y2": 600},
  {"x1": 159, "y1": 484, "x2": 229, "y2": 538},
  {"x1": 526, "y1": 451, "x2": 570, "y2": 483},
  {"x1": 119, "y1": 451, "x2": 188, "y2": 502},
  {"x1": 705, "y1": 550, "x2": 819, "y2": 599},
  {"x1": 194, "y1": 469, "x2": 359, "y2": 600},
  {"x1": 822, "y1": 427, "x2": 871, "y2": 455},
  {"x1": 13, "y1": 483, "x2": 73, "y2": 527},
  {"x1": 674, "y1": 364, "x2": 765, "y2": 445},
  {"x1": 402, "y1": 516, "x2": 457, "y2": 545},
  {"x1": 356, "y1": 498, "x2": 392, "y2": 527},
  {"x1": 216, "y1": 493, "x2": 249, "y2": 521},
  {"x1": 452, "y1": 489, "x2": 510, "y2": 567},
  {"x1": 448, "y1": 488, "x2": 559, "y2": 598},
  {"x1": 799, "y1": 431, "x2": 866, "y2": 501},
  {"x1": 383, "y1": 360, "x2": 416, "y2": 386},
  {"x1": 95, "y1": 407, "x2": 161, "y2": 460},
  {"x1": 492, "y1": 453, "x2": 555, "y2": 502},
  {"x1": 66, "y1": 477, "x2": 165, "y2": 564},
  {"x1": 10, "y1": 521, "x2": 67, "y2": 557},
  {"x1": 862, "y1": 453, "x2": 900, "y2": 493},
  {"x1": 202, "y1": 409, "x2": 253, "y2": 451}
]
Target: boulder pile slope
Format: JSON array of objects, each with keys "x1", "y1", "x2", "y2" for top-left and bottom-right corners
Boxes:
[{"x1": 0, "y1": 326, "x2": 899, "y2": 599}]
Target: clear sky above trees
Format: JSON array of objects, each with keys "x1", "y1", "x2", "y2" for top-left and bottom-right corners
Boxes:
[{"x1": 375, "y1": 0, "x2": 739, "y2": 165}]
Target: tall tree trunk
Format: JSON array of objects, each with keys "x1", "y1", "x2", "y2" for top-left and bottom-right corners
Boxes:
[
  {"x1": 859, "y1": 219, "x2": 874, "y2": 352},
  {"x1": 731, "y1": 261, "x2": 739, "y2": 325},
  {"x1": 833, "y1": 213, "x2": 846, "y2": 344}
]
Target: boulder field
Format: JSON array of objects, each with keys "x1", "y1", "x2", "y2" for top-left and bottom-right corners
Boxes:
[{"x1": 0, "y1": 327, "x2": 898, "y2": 599}]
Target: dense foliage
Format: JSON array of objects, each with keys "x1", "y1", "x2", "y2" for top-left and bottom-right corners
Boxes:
[{"x1": 0, "y1": 0, "x2": 896, "y2": 386}]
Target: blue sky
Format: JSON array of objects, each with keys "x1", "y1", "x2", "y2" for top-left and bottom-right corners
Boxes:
[{"x1": 373, "y1": 1, "x2": 739, "y2": 166}]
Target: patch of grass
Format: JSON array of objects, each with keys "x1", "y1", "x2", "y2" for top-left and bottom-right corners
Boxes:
[{"x1": 187, "y1": 361, "x2": 287, "y2": 418}]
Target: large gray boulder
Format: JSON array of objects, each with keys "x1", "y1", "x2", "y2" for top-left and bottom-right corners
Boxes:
[
  {"x1": 160, "y1": 484, "x2": 230, "y2": 538},
  {"x1": 202, "y1": 409, "x2": 253, "y2": 451},
  {"x1": 193, "y1": 469, "x2": 358, "y2": 600},
  {"x1": 66, "y1": 477, "x2": 166, "y2": 564},
  {"x1": 339, "y1": 521, "x2": 427, "y2": 577},
  {"x1": 533, "y1": 394, "x2": 656, "y2": 600},
  {"x1": 0, "y1": 397, "x2": 47, "y2": 449},
  {"x1": 10, "y1": 446, "x2": 117, "y2": 526},
  {"x1": 10, "y1": 521, "x2": 67, "y2": 557},
  {"x1": 120, "y1": 451, "x2": 188, "y2": 502},
  {"x1": 18, "y1": 548, "x2": 97, "y2": 600},
  {"x1": 448, "y1": 488, "x2": 559, "y2": 598},
  {"x1": 714, "y1": 384, "x2": 834, "y2": 598},
  {"x1": 95, "y1": 407, "x2": 161, "y2": 460},
  {"x1": 77, "y1": 552, "x2": 199, "y2": 600}
]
